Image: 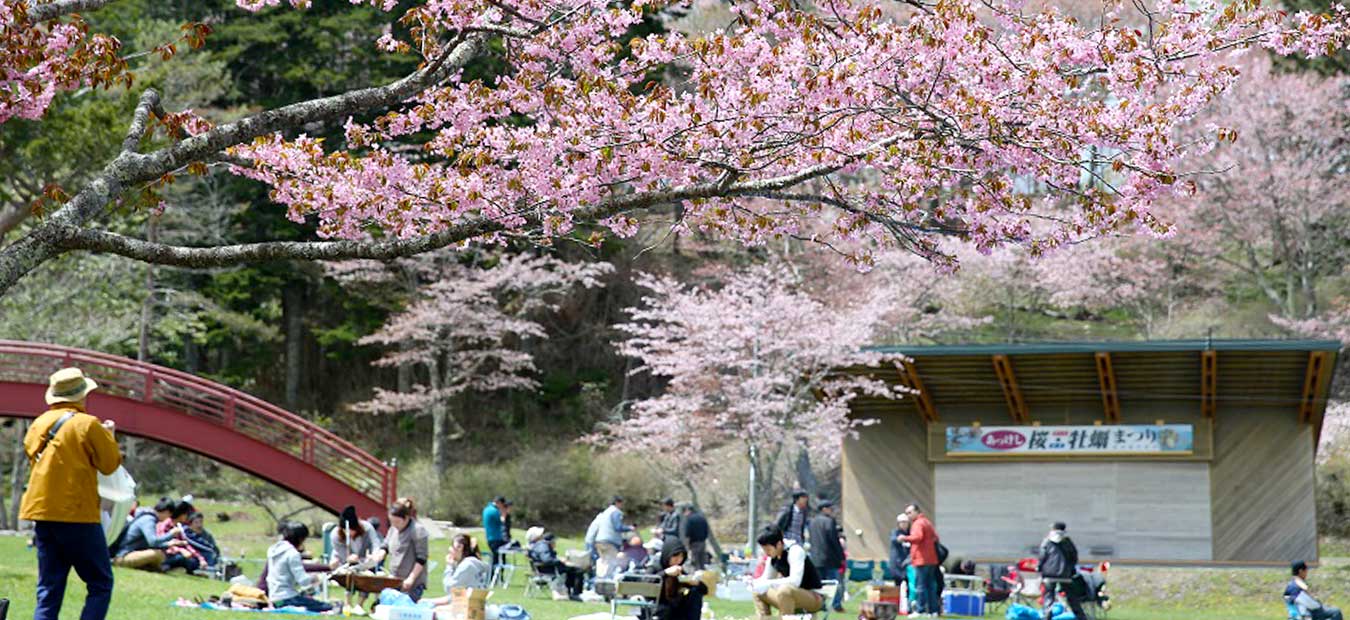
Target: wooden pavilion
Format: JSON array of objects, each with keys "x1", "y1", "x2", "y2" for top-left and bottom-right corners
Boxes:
[{"x1": 841, "y1": 339, "x2": 1340, "y2": 566}]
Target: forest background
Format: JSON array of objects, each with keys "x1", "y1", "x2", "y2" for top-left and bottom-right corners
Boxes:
[{"x1": 1, "y1": 0, "x2": 1348, "y2": 544}]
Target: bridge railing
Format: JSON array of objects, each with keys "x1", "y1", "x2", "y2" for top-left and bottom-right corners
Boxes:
[{"x1": 0, "y1": 340, "x2": 396, "y2": 509}]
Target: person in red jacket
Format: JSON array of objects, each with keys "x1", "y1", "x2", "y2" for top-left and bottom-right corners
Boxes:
[{"x1": 901, "y1": 504, "x2": 939, "y2": 618}]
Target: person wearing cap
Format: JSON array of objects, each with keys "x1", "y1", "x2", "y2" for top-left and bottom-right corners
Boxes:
[
  {"x1": 889, "y1": 514, "x2": 914, "y2": 601},
  {"x1": 1038, "y1": 522, "x2": 1085, "y2": 620},
  {"x1": 483, "y1": 496, "x2": 509, "y2": 574},
  {"x1": 22, "y1": 367, "x2": 122, "y2": 620},
  {"x1": 1287, "y1": 561, "x2": 1343, "y2": 620},
  {"x1": 330, "y1": 505, "x2": 382, "y2": 569},
  {"x1": 527, "y1": 528, "x2": 584, "y2": 600},
  {"x1": 775, "y1": 492, "x2": 811, "y2": 546},
  {"x1": 328, "y1": 505, "x2": 381, "y2": 610},
  {"x1": 807, "y1": 500, "x2": 846, "y2": 612}
]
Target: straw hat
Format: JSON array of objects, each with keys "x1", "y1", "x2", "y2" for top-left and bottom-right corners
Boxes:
[
  {"x1": 526, "y1": 526, "x2": 546, "y2": 543},
  {"x1": 46, "y1": 367, "x2": 98, "y2": 405}
]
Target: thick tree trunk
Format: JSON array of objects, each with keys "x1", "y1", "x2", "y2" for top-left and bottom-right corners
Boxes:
[
  {"x1": 9, "y1": 422, "x2": 27, "y2": 528},
  {"x1": 427, "y1": 358, "x2": 449, "y2": 481},
  {"x1": 283, "y1": 281, "x2": 305, "y2": 410}
]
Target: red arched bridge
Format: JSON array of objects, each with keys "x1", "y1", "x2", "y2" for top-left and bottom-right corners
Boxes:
[{"x1": 0, "y1": 340, "x2": 396, "y2": 519}]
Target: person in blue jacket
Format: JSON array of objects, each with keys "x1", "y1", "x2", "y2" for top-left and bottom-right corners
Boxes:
[{"x1": 483, "y1": 496, "x2": 509, "y2": 574}]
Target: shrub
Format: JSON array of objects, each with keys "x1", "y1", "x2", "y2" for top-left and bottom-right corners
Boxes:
[{"x1": 397, "y1": 445, "x2": 670, "y2": 535}]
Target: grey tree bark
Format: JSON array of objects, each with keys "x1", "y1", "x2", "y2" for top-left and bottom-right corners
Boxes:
[
  {"x1": 283, "y1": 280, "x2": 305, "y2": 410},
  {"x1": 9, "y1": 421, "x2": 28, "y2": 528}
]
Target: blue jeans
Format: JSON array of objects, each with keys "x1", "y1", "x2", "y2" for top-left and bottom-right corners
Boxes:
[
  {"x1": 912, "y1": 565, "x2": 940, "y2": 615},
  {"x1": 34, "y1": 521, "x2": 114, "y2": 620},
  {"x1": 821, "y1": 567, "x2": 845, "y2": 610},
  {"x1": 273, "y1": 596, "x2": 333, "y2": 613}
]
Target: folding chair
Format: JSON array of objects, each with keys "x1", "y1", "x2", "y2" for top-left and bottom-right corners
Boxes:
[
  {"x1": 523, "y1": 561, "x2": 564, "y2": 599},
  {"x1": 609, "y1": 574, "x2": 661, "y2": 620},
  {"x1": 844, "y1": 559, "x2": 876, "y2": 599}
]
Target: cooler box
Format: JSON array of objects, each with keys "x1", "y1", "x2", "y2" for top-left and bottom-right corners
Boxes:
[{"x1": 942, "y1": 591, "x2": 985, "y2": 617}]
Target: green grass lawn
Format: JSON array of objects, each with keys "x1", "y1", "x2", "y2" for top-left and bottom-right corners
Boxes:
[{"x1": 3, "y1": 525, "x2": 1345, "y2": 620}]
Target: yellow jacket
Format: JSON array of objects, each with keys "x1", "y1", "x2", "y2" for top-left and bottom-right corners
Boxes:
[{"x1": 19, "y1": 404, "x2": 123, "y2": 523}]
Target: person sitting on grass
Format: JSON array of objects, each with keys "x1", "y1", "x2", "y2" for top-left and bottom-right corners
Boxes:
[
  {"x1": 158, "y1": 500, "x2": 205, "y2": 573},
  {"x1": 443, "y1": 534, "x2": 490, "y2": 590},
  {"x1": 111, "y1": 498, "x2": 189, "y2": 571},
  {"x1": 267, "y1": 521, "x2": 335, "y2": 613},
  {"x1": 526, "y1": 527, "x2": 585, "y2": 601},
  {"x1": 184, "y1": 512, "x2": 221, "y2": 571},
  {"x1": 1287, "y1": 561, "x2": 1343, "y2": 620}
]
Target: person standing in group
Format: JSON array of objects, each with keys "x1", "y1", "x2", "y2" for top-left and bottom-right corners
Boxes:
[
  {"x1": 21, "y1": 368, "x2": 122, "y2": 620},
  {"x1": 483, "y1": 496, "x2": 509, "y2": 574},
  {"x1": 901, "y1": 504, "x2": 940, "y2": 618},
  {"x1": 585, "y1": 496, "x2": 632, "y2": 579},
  {"x1": 371, "y1": 498, "x2": 430, "y2": 600},
  {"x1": 750, "y1": 526, "x2": 825, "y2": 620},
  {"x1": 775, "y1": 492, "x2": 811, "y2": 545},
  {"x1": 1038, "y1": 522, "x2": 1086, "y2": 620},
  {"x1": 889, "y1": 514, "x2": 913, "y2": 598},
  {"x1": 807, "y1": 501, "x2": 846, "y2": 613},
  {"x1": 658, "y1": 498, "x2": 681, "y2": 541},
  {"x1": 679, "y1": 504, "x2": 710, "y2": 570}
]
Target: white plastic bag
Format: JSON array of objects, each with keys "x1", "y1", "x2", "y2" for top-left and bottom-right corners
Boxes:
[{"x1": 98, "y1": 466, "x2": 137, "y2": 544}]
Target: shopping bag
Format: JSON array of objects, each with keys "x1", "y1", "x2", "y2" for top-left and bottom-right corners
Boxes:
[{"x1": 97, "y1": 466, "x2": 137, "y2": 545}]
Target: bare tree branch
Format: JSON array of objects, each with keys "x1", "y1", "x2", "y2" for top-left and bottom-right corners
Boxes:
[
  {"x1": 121, "y1": 89, "x2": 161, "y2": 154},
  {"x1": 27, "y1": 0, "x2": 119, "y2": 22}
]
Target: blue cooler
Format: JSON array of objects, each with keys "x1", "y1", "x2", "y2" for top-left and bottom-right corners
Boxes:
[{"x1": 942, "y1": 591, "x2": 985, "y2": 616}]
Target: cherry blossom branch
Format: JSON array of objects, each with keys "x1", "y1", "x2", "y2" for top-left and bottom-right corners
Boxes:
[
  {"x1": 54, "y1": 135, "x2": 903, "y2": 268},
  {"x1": 0, "y1": 34, "x2": 486, "y2": 293}
]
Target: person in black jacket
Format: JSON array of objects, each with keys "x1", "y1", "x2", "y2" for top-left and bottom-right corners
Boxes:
[
  {"x1": 527, "y1": 530, "x2": 584, "y2": 600},
  {"x1": 807, "y1": 501, "x2": 846, "y2": 612},
  {"x1": 888, "y1": 514, "x2": 912, "y2": 592},
  {"x1": 652, "y1": 540, "x2": 708, "y2": 620},
  {"x1": 678, "y1": 505, "x2": 710, "y2": 570},
  {"x1": 774, "y1": 492, "x2": 810, "y2": 545},
  {"x1": 1038, "y1": 522, "x2": 1086, "y2": 620}
]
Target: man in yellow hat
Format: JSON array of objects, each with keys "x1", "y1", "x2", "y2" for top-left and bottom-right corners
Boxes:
[{"x1": 21, "y1": 367, "x2": 123, "y2": 620}]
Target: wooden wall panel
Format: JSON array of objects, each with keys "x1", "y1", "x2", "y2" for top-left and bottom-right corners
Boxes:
[
  {"x1": 934, "y1": 462, "x2": 1212, "y2": 561},
  {"x1": 842, "y1": 410, "x2": 932, "y2": 560},
  {"x1": 1211, "y1": 409, "x2": 1318, "y2": 562}
]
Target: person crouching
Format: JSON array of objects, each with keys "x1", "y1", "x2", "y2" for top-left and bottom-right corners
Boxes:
[{"x1": 751, "y1": 526, "x2": 825, "y2": 620}]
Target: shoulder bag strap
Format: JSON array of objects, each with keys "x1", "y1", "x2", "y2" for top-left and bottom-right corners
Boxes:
[{"x1": 33, "y1": 411, "x2": 77, "y2": 462}]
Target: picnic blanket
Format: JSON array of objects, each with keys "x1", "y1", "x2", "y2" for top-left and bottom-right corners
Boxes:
[{"x1": 172, "y1": 599, "x2": 337, "y2": 616}]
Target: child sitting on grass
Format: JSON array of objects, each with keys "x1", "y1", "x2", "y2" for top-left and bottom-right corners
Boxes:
[{"x1": 267, "y1": 521, "x2": 335, "y2": 613}]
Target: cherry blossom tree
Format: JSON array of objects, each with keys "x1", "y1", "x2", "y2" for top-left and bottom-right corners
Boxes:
[
  {"x1": 594, "y1": 265, "x2": 907, "y2": 531},
  {"x1": 1176, "y1": 56, "x2": 1350, "y2": 321},
  {"x1": 339, "y1": 251, "x2": 611, "y2": 477},
  {"x1": 0, "y1": 0, "x2": 1346, "y2": 296}
]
